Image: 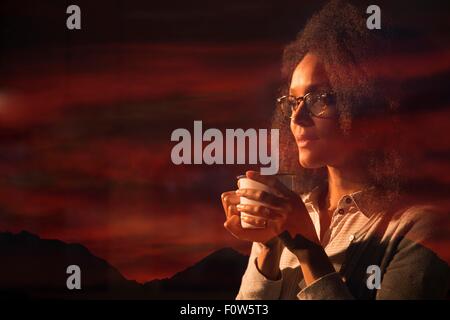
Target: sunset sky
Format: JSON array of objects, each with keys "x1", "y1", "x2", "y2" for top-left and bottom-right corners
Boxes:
[{"x1": 1, "y1": 0, "x2": 450, "y2": 283}]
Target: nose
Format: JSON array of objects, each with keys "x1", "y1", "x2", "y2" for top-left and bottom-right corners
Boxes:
[{"x1": 291, "y1": 101, "x2": 314, "y2": 127}]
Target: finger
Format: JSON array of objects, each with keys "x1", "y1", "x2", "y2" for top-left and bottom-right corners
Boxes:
[
  {"x1": 236, "y1": 204, "x2": 285, "y2": 219},
  {"x1": 236, "y1": 188, "x2": 287, "y2": 209},
  {"x1": 221, "y1": 191, "x2": 240, "y2": 215},
  {"x1": 223, "y1": 215, "x2": 245, "y2": 239},
  {"x1": 245, "y1": 170, "x2": 293, "y2": 198},
  {"x1": 226, "y1": 204, "x2": 240, "y2": 220},
  {"x1": 224, "y1": 215, "x2": 280, "y2": 242},
  {"x1": 221, "y1": 191, "x2": 235, "y2": 212},
  {"x1": 240, "y1": 214, "x2": 268, "y2": 228}
]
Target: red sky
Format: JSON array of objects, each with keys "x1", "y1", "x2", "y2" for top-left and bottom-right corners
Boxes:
[
  {"x1": 1, "y1": 42, "x2": 450, "y2": 282},
  {"x1": 0, "y1": 42, "x2": 285, "y2": 282}
]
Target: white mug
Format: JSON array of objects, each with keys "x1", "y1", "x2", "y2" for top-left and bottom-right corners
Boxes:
[{"x1": 236, "y1": 174, "x2": 295, "y2": 229}]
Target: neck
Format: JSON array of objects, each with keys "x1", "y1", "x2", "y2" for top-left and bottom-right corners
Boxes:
[{"x1": 324, "y1": 161, "x2": 370, "y2": 213}]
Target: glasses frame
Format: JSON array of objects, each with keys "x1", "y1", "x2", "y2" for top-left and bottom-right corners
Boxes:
[{"x1": 276, "y1": 91, "x2": 337, "y2": 120}]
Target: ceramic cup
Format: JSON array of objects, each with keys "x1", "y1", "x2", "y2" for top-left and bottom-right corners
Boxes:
[{"x1": 236, "y1": 174, "x2": 295, "y2": 229}]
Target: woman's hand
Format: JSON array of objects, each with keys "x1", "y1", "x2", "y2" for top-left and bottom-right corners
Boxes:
[
  {"x1": 221, "y1": 170, "x2": 334, "y2": 283},
  {"x1": 221, "y1": 170, "x2": 320, "y2": 249},
  {"x1": 221, "y1": 185, "x2": 282, "y2": 247}
]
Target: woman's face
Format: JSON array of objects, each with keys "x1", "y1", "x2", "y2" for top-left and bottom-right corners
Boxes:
[{"x1": 289, "y1": 53, "x2": 358, "y2": 169}]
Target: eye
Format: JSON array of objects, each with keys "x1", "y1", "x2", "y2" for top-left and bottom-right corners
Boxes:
[
  {"x1": 308, "y1": 92, "x2": 337, "y2": 117},
  {"x1": 321, "y1": 92, "x2": 336, "y2": 104},
  {"x1": 303, "y1": 94, "x2": 315, "y2": 106},
  {"x1": 287, "y1": 96, "x2": 299, "y2": 110},
  {"x1": 277, "y1": 95, "x2": 300, "y2": 119},
  {"x1": 312, "y1": 100, "x2": 327, "y2": 116}
]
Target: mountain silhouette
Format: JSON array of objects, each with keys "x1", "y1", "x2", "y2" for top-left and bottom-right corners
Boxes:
[
  {"x1": 0, "y1": 231, "x2": 248, "y2": 299},
  {"x1": 144, "y1": 247, "x2": 249, "y2": 299}
]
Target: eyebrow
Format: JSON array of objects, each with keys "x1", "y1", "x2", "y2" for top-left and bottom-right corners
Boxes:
[{"x1": 289, "y1": 83, "x2": 329, "y2": 96}]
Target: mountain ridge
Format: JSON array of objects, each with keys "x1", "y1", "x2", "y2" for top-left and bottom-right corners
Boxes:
[{"x1": 0, "y1": 230, "x2": 248, "y2": 299}]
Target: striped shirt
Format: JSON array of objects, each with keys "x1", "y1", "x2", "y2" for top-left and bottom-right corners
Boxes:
[
  {"x1": 235, "y1": 184, "x2": 450, "y2": 299},
  {"x1": 305, "y1": 184, "x2": 380, "y2": 271}
]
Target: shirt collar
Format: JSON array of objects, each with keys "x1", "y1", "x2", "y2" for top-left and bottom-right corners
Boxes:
[{"x1": 300, "y1": 183, "x2": 386, "y2": 218}]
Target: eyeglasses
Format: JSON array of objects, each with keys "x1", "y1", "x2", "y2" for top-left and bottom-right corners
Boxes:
[{"x1": 276, "y1": 91, "x2": 337, "y2": 120}]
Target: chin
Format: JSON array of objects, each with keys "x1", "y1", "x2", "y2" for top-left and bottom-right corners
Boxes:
[{"x1": 298, "y1": 149, "x2": 324, "y2": 169}]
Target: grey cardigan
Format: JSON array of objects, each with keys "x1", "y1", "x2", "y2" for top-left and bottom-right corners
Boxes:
[{"x1": 236, "y1": 196, "x2": 450, "y2": 300}]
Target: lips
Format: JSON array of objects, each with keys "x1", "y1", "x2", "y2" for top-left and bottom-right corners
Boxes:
[
  {"x1": 296, "y1": 135, "x2": 319, "y2": 143},
  {"x1": 295, "y1": 135, "x2": 319, "y2": 148}
]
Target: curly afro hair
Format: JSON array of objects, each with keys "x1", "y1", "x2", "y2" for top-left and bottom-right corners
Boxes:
[{"x1": 272, "y1": 0, "x2": 407, "y2": 203}]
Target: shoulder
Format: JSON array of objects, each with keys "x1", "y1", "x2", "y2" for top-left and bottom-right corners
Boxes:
[
  {"x1": 388, "y1": 203, "x2": 449, "y2": 258},
  {"x1": 390, "y1": 201, "x2": 446, "y2": 228},
  {"x1": 383, "y1": 201, "x2": 448, "y2": 246}
]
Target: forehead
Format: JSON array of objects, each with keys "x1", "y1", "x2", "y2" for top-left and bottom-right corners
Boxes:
[{"x1": 289, "y1": 53, "x2": 330, "y2": 95}]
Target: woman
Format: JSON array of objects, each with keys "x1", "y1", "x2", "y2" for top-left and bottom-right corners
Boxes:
[{"x1": 220, "y1": 0, "x2": 449, "y2": 299}]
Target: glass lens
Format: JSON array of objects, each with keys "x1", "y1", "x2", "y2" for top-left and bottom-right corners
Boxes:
[
  {"x1": 278, "y1": 92, "x2": 336, "y2": 119},
  {"x1": 278, "y1": 96, "x2": 297, "y2": 118},
  {"x1": 308, "y1": 93, "x2": 336, "y2": 118}
]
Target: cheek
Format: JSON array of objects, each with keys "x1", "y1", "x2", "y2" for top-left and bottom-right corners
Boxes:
[
  {"x1": 309, "y1": 119, "x2": 349, "y2": 161},
  {"x1": 316, "y1": 118, "x2": 352, "y2": 150},
  {"x1": 313, "y1": 118, "x2": 340, "y2": 140},
  {"x1": 312, "y1": 119, "x2": 361, "y2": 163}
]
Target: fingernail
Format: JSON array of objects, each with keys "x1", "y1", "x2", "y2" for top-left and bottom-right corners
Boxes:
[
  {"x1": 236, "y1": 204, "x2": 243, "y2": 210},
  {"x1": 235, "y1": 190, "x2": 243, "y2": 195}
]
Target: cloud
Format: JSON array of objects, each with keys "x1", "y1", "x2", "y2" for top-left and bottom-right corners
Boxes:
[{"x1": 1, "y1": 41, "x2": 449, "y2": 283}]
